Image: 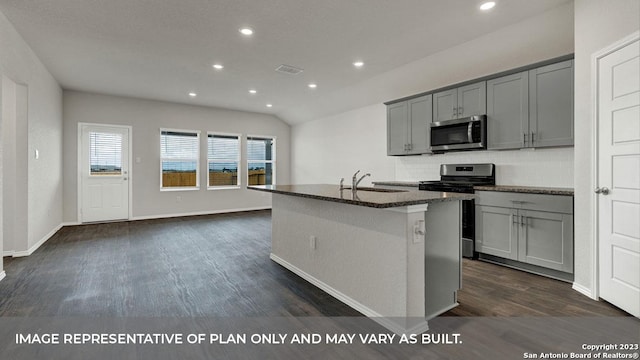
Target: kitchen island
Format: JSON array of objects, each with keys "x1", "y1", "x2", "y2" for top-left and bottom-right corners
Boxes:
[{"x1": 249, "y1": 184, "x2": 473, "y2": 334}]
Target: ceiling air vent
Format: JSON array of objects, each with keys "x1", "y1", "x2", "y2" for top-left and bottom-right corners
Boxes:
[{"x1": 275, "y1": 64, "x2": 304, "y2": 75}]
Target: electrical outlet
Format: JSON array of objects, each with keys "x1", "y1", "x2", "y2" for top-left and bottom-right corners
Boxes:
[{"x1": 309, "y1": 236, "x2": 317, "y2": 250}]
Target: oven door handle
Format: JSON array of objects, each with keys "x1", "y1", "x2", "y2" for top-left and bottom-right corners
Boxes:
[{"x1": 467, "y1": 122, "x2": 474, "y2": 143}]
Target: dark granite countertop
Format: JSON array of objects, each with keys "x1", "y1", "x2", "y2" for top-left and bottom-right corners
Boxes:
[
  {"x1": 371, "y1": 181, "x2": 420, "y2": 187},
  {"x1": 248, "y1": 184, "x2": 473, "y2": 209},
  {"x1": 474, "y1": 185, "x2": 574, "y2": 196}
]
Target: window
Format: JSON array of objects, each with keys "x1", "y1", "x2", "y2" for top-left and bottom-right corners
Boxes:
[
  {"x1": 160, "y1": 129, "x2": 200, "y2": 189},
  {"x1": 90, "y1": 132, "x2": 122, "y2": 175},
  {"x1": 207, "y1": 133, "x2": 240, "y2": 188},
  {"x1": 247, "y1": 136, "x2": 275, "y2": 186}
]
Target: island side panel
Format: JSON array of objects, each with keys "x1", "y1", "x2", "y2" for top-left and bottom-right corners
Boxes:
[
  {"x1": 424, "y1": 200, "x2": 462, "y2": 319},
  {"x1": 270, "y1": 193, "x2": 425, "y2": 320}
]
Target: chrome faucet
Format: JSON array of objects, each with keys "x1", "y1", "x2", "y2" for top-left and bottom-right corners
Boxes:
[
  {"x1": 339, "y1": 177, "x2": 345, "y2": 191},
  {"x1": 352, "y1": 170, "x2": 371, "y2": 192}
]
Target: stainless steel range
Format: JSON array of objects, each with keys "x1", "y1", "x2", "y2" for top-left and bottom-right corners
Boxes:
[{"x1": 419, "y1": 163, "x2": 495, "y2": 258}]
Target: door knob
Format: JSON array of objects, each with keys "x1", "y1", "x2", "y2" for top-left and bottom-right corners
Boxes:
[{"x1": 594, "y1": 187, "x2": 610, "y2": 195}]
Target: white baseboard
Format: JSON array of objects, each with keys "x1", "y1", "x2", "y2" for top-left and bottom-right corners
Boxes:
[
  {"x1": 3, "y1": 251, "x2": 15, "y2": 257},
  {"x1": 130, "y1": 206, "x2": 271, "y2": 221},
  {"x1": 572, "y1": 282, "x2": 596, "y2": 300},
  {"x1": 270, "y1": 253, "x2": 429, "y2": 335},
  {"x1": 0, "y1": 271, "x2": 5, "y2": 282},
  {"x1": 12, "y1": 223, "x2": 64, "y2": 257}
]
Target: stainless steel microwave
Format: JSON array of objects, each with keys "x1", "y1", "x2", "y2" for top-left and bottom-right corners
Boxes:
[{"x1": 430, "y1": 115, "x2": 486, "y2": 153}]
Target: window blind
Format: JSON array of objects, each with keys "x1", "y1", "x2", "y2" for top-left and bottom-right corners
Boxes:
[
  {"x1": 161, "y1": 131, "x2": 199, "y2": 159},
  {"x1": 208, "y1": 134, "x2": 239, "y2": 160},
  {"x1": 90, "y1": 132, "x2": 122, "y2": 174},
  {"x1": 247, "y1": 137, "x2": 273, "y2": 161}
]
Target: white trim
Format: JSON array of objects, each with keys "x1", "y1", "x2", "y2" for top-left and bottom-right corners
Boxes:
[
  {"x1": 3, "y1": 251, "x2": 15, "y2": 257},
  {"x1": 12, "y1": 223, "x2": 64, "y2": 258},
  {"x1": 130, "y1": 206, "x2": 271, "y2": 221},
  {"x1": 270, "y1": 253, "x2": 429, "y2": 335},
  {"x1": 159, "y1": 187, "x2": 200, "y2": 192},
  {"x1": 0, "y1": 271, "x2": 5, "y2": 282},
  {"x1": 590, "y1": 30, "x2": 640, "y2": 301},
  {"x1": 572, "y1": 282, "x2": 594, "y2": 299},
  {"x1": 207, "y1": 186, "x2": 241, "y2": 191},
  {"x1": 386, "y1": 204, "x2": 429, "y2": 214},
  {"x1": 78, "y1": 123, "x2": 134, "y2": 223}
]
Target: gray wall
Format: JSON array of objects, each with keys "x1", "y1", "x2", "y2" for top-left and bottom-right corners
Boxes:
[
  {"x1": 63, "y1": 91, "x2": 291, "y2": 222},
  {"x1": 292, "y1": 3, "x2": 575, "y2": 188},
  {"x1": 573, "y1": 0, "x2": 640, "y2": 297},
  {"x1": 0, "y1": 9, "x2": 63, "y2": 261}
]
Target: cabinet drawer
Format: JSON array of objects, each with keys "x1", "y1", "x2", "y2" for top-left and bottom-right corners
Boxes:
[{"x1": 475, "y1": 191, "x2": 573, "y2": 214}]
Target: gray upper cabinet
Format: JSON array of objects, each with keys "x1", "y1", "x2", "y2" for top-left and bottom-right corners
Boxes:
[
  {"x1": 433, "y1": 89, "x2": 457, "y2": 122},
  {"x1": 458, "y1": 82, "x2": 487, "y2": 118},
  {"x1": 433, "y1": 81, "x2": 486, "y2": 122},
  {"x1": 487, "y1": 71, "x2": 529, "y2": 150},
  {"x1": 487, "y1": 60, "x2": 574, "y2": 150},
  {"x1": 408, "y1": 95, "x2": 432, "y2": 154},
  {"x1": 387, "y1": 94, "x2": 432, "y2": 155},
  {"x1": 387, "y1": 102, "x2": 408, "y2": 155},
  {"x1": 529, "y1": 60, "x2": 574, "y2": 147}
]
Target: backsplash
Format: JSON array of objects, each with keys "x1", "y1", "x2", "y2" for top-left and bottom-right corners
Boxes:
[{"x1": 395, "y1": 147, "x2": 574, "y2": 187}]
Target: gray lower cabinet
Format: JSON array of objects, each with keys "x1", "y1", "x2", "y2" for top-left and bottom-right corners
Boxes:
[
  {"x1": 475, "y1": 205, "x2": 518, "y2": 260},
  {"x1": 475, "y1": 191, "x2": 574, "y2": 274},
  {"x1": 433, "y1": 81, "x2": 486, "y2": 122},
  {"x1": 487, "y1": 60, "x2": 574, "y2": 150},
  {"x1": 387, "y1": 94, "x2": 432, "y2": 155},
  {"x1": 518, "y1": 209, "x2": 573, "y2": 272}
]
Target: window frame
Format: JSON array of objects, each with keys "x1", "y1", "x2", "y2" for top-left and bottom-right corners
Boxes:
[
  {"x1": 207, "y1": 131, "x2": 242, "y2": 190},
  {"x1": 159, "y1": 128, "x2": 201, "y2": 191},
  {"x1": 246, "y1": 135, "x2": 276, "y2": 187}
]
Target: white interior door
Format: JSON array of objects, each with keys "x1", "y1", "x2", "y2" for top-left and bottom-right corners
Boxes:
[
  {"x1": 80, "y1": 124, "x2": 130, "y2": 223},
  {"x1": 597, "y1": 36, "x2": 640, "y2": 317}
]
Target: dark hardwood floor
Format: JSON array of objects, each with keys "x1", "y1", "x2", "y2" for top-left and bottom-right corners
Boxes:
[{"x1": 0, "y1": 210, "x2": 629, "y2": 318}]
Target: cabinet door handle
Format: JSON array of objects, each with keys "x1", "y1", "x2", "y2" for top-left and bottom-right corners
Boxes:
[
  {"x1": 520, "y1": 215, "x2": 526, "y2": 227},
  {"x1": 453, "y1": 107, "x2": 457, "y2": 118},
  {"x1": 458, "y1": 106, "x2": 463, "y2": 116},
  {"x1": 523, "y1": 132, "x2": 527, "y2": 146},
  {"x1": 512, "y1": 214, "x2": 519, "y2": 224},
  {"x1": 531, "y1": 132, "x2": 535, "y2": 145},
  {"x1": 408, "y1": 143, "x2": 412, "y2": 151}
]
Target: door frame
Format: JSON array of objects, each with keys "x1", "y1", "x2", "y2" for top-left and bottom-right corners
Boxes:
[
  {"x1": 591, "y1": 31, "x2": 640, "y2": 301},
  {"x1": 77, "y1": 122, "x2": 133, "y2": 223}
]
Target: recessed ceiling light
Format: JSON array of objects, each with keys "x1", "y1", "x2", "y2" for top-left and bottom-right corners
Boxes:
[
  {"x1": 353, "y1": 61, "x2": 364, "y2": 68},
  {"x1": 249, "y1": 89, "x2": 257, "y2": 94},
  {"x1": 239, "y1": 27, "x2": 254, "y2": 36},
  {"x1": 266, "y1": 104, "x2": 273, "y2": 108},
  {"x1": 188, "y1": 92, "x2": 197, "y2": 97},
  {"x1": 308, "y1": 83, "x2": 317, "y2": 89},
  {"x1": 213, "y1": 64, "x2": 224, "y2": 70},
  {"x1": 479, "y1": 1, "x2": 496, "y2": 11}
]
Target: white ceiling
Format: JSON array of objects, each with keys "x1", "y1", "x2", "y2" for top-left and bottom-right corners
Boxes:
[{"x1": 0, "y1": 0, "x2": 571, "y2": 125}]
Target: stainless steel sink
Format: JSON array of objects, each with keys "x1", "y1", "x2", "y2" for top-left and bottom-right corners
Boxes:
[{"x1": 342, "y1": 187, "x2": 407, "y2": 193}]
